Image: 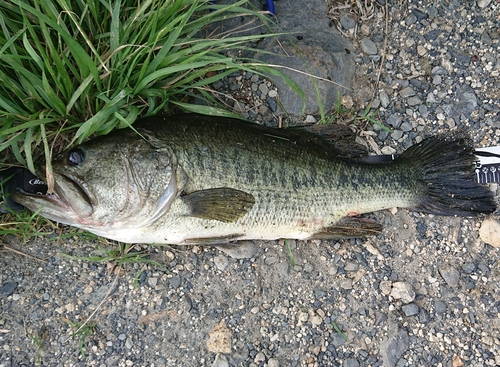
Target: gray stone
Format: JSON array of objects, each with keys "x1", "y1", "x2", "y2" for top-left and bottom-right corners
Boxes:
[
  {"x1": 361, "y1": 38, "x2": 378, "y2": 55},
  {"x1": 343, "y1": 358, "x2": 360, "y2": 367},
  {"x1": 462, "y1": 263, "x2": 476, "y2": 274},
  {"x1": 0, "y1": 282, "x2": 18, "y2": 297},
  {"x1": 212, "y1": 353, "x2": 229, "y2": 367},
  {"x1": 371, "y1": 98, "x2": 381, "y2": 108},
  {"x1": 431, "y1": 66, "x2": 448, "y2": 75},
  {"x1": 215, "y1": 241, "x2": 257, "y2": 259},
  {"x1": 344, "y1": 262, "x2": 359, "y2": 271},
  {"x1": 405, "y1": 13, "x2": 417, "y2": 26},
  {"x1": 391, "y1": 130, "x2": 404, "y2": 140},
  {"x1": 407, "y1": 96, "x2": 422, "y2": 106},
  {"x1": 340, "y1": 14, "x2": 356, "y2": 30},
  {"x1": 443, "y1": 85, "x2": 477, "y2": 118},
  {"x1": 257, "y1": 0, "x2": 355, "y2": 118},
  {"x1": 432, "y1": 75, "x2": 442, "y2": 85},
  {"x1": 478, "y1": 0, "x2": 492, "y2": 7},
  {"x1": 379, "y1": 329, "x2": 409, "y2": 367},
  {"x1": 258, "y1": 83, "x2": 269, "y2": 96},
  {"x1": 264, "y1": 256, "x2": 278, "y2": 266},
  {"x1": 387, "y1": 114, "x2": 402, "y2": 128},
  {"x1": 340, "y1": 278, "x2": 353, "y2": 290},
  {"x1": 390, "y1": 282, "x2": 415, "y2": 303},
  {"x1": 304, "y1": 263, "x2": 314, "y2": 273},
  {"x1": 419, "y1": 308, "x2": 430, "y2": 323},
  {"x1": 400, "y1": 87, "x2": 415, "y2": 98},
  {"x1": 412, "y1": 9, "x2": 428, "y2": 22},
  {"x1": 380, "y1": 90, "x2": 390, "y2": 108},
  {"x1": 418, "y1": 104, "x2": 428, "y2": 118},
  {"x1": 434, "y1": 300, "x2": 447, "y2": 314},
  {"x1": 439, "y1": 266, "x2": 460, "y2": 287},
  {"x1": 449, "y1": 47, "x2": 472, "y2": 68},
  {"x1": 169, "y1": 276, "x2": 181, "y2": 289},
  {"x1": 331, "y1": 332, "x2": 347, "y2": 347},
  {"x1": 401, "y1": 303, "x2": 419, "y2": 316},
  {"x1": 214, "y1": 255, "x2": 229, "y2": 271},
  {"x1": 125, "y1": 337, "x2": 133, "y2": 349},
  {"x1": 400, "y1": 122, "x2": 413, "y2": 132}
]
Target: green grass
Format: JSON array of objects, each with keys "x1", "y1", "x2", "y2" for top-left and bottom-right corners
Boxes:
[
  {"x1": 319, "y1": 92, "x2": 391, "y2": 133},
  {"x1": 61, "y1": 318, "x2": 96, "y2": 358},
  {"x1": 0, "y1": 0, "x2": 296, "y2": 176},
  {"x1": 62, "y1": 242, "x2": 167, "y2": 286},
  {"x1": 330, "y1": 319, "x2": 348, "y2": 342},
  {"x1": 0, "y1": 205, "x2": 57, "y2": 241},
  {"x1": 284, "y1": 239, "x2": 295, "y2": 266}
]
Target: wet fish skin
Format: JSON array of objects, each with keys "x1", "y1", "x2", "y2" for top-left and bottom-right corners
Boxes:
[{"x1": 12, "y1": 113, "x2": 496, "y2": 244}]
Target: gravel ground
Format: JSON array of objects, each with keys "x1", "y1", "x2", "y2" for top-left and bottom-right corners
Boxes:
[{"x1": 1, "y1": 1, "x2": 500, "y2": 367}]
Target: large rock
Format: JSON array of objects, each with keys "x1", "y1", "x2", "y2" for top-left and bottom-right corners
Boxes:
[
  {"x1": 479, "y1": 217, "x2": 500, "y2": 247},
  {"x1": 256, "y1": 0, "x2": 355, "y2": 119}
]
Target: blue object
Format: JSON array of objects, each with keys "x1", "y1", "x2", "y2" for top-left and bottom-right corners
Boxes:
[
  {"x1": 210, "y1": 1, "x2": 275, "y2": 15},
  {"x1": 265, "y1": 0, "x2": 274, "y2": 15}
]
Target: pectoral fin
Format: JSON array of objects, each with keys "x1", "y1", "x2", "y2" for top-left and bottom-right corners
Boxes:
[
  {"x1": 312, "y1": 218, "x2": 382, "y2": 239},
  {"x1": 182, "y1": 187, "x2": 255, "y2": 223}
]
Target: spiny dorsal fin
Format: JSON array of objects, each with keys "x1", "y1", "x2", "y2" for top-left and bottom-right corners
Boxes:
[{"x1": 182, "y1": 187, "x2": 255, "y2": 223}]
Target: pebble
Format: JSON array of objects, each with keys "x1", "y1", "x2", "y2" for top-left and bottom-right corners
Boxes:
[
  {"x1": 214, "y1": 255, "x2": 229, "y2": 271},
  {"x1": 391, "y1": 130, "x2": 404, "y2": 140},
  {"x1": 360, "y1": 38, "x2": 378, "y2": 55},
  {"x1": 379, "y1": 329, "x2": 409, "y2": 367},
  {"x1": 343, "y1": 358, "x2": 360, "y2": 367},
  {"x1": 169, "y1": 276, "x2": 181, "y2": 289},
  {"x1": 390, "y1": 282, "x2": 415, "y2": 303},
  {"x1": 400, "y1": 122, "x2": 413, "y2": 132},
  {"x1": 401, "y1": 303, "x2": 419, "y2": 316},
  {"x1": 438, "y1": 266, "x2": 460, "y2": 287},
  {"x1": 264, "y1": 256, "x2": 278, "y2": 265},
  {"x1": 434, "y1": 301, "x2": 447, "y2": 315},
  {"x1": 477, "y1": 0, "x2": 492, "y2": 7},
  {"x1": 412, "y1": 8, "x2": 428, "y2": 22},
  {"x1": 340, "y1": 14, "x2": 356, "y2": 30},
  {"x1": 399, "y1": 87, "x2": 415, "y2": 98},
  {"x1": 207, "y1": 322, "x2": 232, "y2": 354},
  {"x1": 125, "y1": 338, "x2": 133, "y2": 349},
  {"x1": 379, "y1": 280, "x2": 392, "y2": 295},
  {"x1": 379, "y1": 90, "x2": 390, "y2": 108},
  {"x1": 387, "y1": 114, "x2": 401, "y2": 128},
  {"x1": 212, "y1": 353, "x2": 229, "y2": 367},
  {"x1": 479, "y1": 217, "x2": 500, "y2": 247},
  {"x1": 344, "y1": 262, "x2": 358, "y2": 272},
  {"x1": 268, "y1": 358, "x2": 279, "y2": 367},
  {"x1": 330, "y1": 333, "x2": 347, "y2": 347},
  {"x1": 407, "y1": 96, "x2": 422, "y2": 106},
  {"x1": 215, "y1": 241, "x2": 257, "y2": 259},
  {"x1": 0, "y1": 282, "x2": 18, "y2": 297},
  {"x1": 340, "y1": 279, "x2": 353, "y2": 290}
]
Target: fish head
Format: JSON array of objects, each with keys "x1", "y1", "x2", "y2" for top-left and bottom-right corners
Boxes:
[{"x1": 12, "y1": 129, "x2": 175, "y2": 235}]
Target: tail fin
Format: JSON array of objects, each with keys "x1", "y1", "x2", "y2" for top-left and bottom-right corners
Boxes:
[{"x1": 399, "y1": 134, "x2": 496, "y2": 216}]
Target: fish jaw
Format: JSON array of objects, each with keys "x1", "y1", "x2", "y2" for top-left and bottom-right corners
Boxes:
[{"x1": 11, "y1": 171, "x2": 95, "y2": 228}]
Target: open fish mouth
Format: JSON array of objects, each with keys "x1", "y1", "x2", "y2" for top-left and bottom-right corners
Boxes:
[{"x1": 11, "y1": 171, "x2": 94, "y2": 226}]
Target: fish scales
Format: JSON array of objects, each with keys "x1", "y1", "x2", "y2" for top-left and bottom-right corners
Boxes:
[
  {"x1": 103, "y1": 116, "x2": 422, "y2": 242},
  {"x1": 11, "y1": 113, "x2": 496, "y2": 244}
]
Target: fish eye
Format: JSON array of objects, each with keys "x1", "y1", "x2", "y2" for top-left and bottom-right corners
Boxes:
[{"x1": 67, "y1": 148, "x2": 85, "y2": 166}]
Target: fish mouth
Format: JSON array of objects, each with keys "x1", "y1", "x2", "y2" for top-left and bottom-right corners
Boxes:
[{"x1": 11, "y1": 170, "x2": 94, "y2": 227}]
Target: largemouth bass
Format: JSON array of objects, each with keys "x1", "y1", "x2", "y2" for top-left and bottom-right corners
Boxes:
[{"x1": 12, "y1": 114, "x2": 496, "y2": 244}]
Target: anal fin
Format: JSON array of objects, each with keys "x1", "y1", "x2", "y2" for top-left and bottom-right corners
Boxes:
[{"x1": 311, "y1": 217, "x2": 383, "y2": 239}]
